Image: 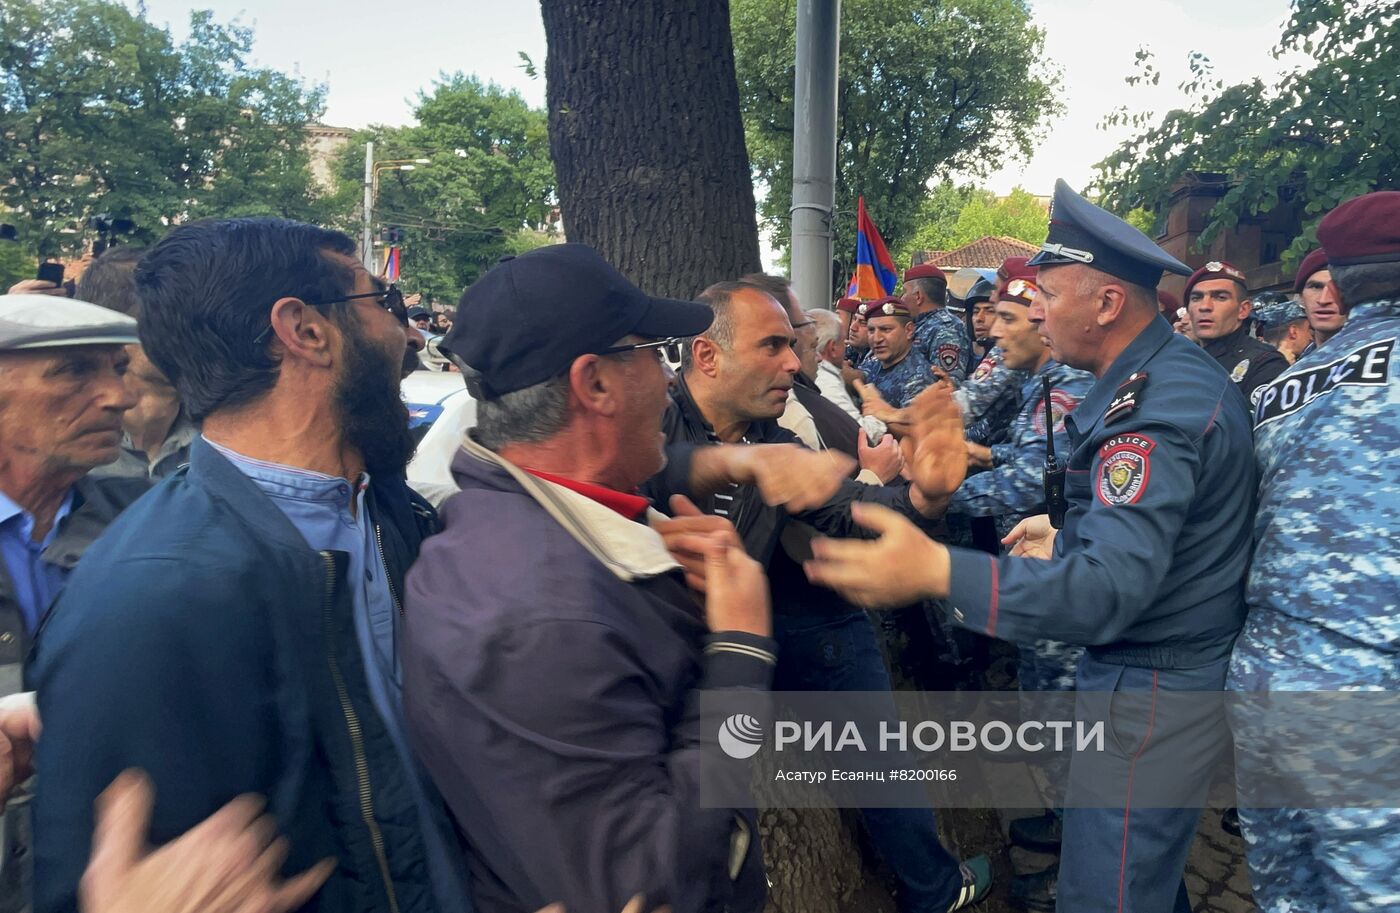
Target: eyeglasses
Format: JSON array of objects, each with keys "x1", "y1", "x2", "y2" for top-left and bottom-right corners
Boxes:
[
  {"x1": 598, "y1": 336, "x2": 686, "y2": 364},
  {"x1": 252, "y1": 284, "x2": 407, "y2": 344}
]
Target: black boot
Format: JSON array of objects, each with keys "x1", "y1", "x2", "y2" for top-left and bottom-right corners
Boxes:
[
  {"x1": 1009, "y1": 862, "x2": 1058, "y2": 912},
  {"x1": 1009, "y1": 811, "x2": 1063, "y2": 852}
]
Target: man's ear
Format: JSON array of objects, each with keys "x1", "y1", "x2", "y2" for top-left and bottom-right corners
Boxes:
[
  {"x1": 1094, "y1": 284, "x2": 1130, "y2": 328},
  {"x1": 568, "y1": 354, "x2": 622, "y2": 418},
  {"x1": 268, "y1": 297, "x2": 334, "y2": 368},
  {"x1": 1240, "y1": 297, "x2": 1254, "y2": 320},
  {"x1": 690, "y1": 335, "x2": 722, "y2": 378}
]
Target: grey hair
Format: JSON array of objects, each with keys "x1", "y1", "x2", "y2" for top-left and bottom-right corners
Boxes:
[
  {"x1": 463, "y1": 365, "x2": 572, "y2": 452},
  {"x1": 1329, "y1": 261, "x2": 1400, "y2": 309},
  {"x1": 807, "y1": 307, "x2": 843, "y2": 351}
]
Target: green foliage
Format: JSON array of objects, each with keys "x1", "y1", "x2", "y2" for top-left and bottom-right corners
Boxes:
[
  {"x1": 898, "y1": 185, "x2": 1047, "y2": 262},
  {"x1": 0, "y1": 239, "x2": 33, "y2": 289},
  {"x1": 0, "y1": 0, "x2": 328, "y2": 258},
  {"x1": 326, "y1": 74, "x2": 557, "y2": 301},
  {"x1": 1095, "y1": 0, "x2": 1399, "y2": 265},
  {"x1": 733, "y1": 0, "x2": 1062, "y2": 264}
]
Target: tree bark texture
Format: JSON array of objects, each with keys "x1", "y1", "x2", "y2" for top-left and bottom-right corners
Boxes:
[{"x1": 541, "y1": 0, "x2": 763, "y2": 299}]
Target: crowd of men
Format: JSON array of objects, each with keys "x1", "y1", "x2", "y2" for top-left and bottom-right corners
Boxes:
[{"x1": 0, "y1": 181, "x2": 1394, "y2": 913}]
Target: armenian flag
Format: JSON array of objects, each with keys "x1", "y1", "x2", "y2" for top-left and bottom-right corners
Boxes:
[
  {"x1": 382, "y1": 245, "x2": 401, "y2": 282},
  {"x1": 846, "y1": 197, "x2": 898, "y2": 299}
]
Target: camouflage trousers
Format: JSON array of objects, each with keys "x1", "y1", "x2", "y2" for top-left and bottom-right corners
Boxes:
[
  {"x1": 1230, "y1": 623, "x2": 1400, "y2": 913},
  {"x1": 1018, "y1": 639, "x2": 1083, "y2": 811}
]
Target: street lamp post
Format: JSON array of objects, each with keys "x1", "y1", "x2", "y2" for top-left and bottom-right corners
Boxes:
[{"x1": 361, "y1": 141, "x2": 431, "y2": 270}]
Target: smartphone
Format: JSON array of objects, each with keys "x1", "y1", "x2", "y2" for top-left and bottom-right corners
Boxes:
[{"x1": 36, "y1": 262, "x2": 65, "y2": 285}]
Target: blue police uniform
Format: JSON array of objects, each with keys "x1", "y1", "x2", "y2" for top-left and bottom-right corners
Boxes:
[
  {"x1": 912, "y1": 307, "x2": 971, "y2": 382},
  {"x1": 861, "y1": 346, "x2": 934, "y2": 408},
  {"x1": 957, "y1": 348, "x2": 1030, "y2": 445},
  {"x1": 940, "y1": 180, "x2": 1257, "y2": 913},
  {"x1": 1228, "y1": 295, "x2": 1400, "y2": 912}
]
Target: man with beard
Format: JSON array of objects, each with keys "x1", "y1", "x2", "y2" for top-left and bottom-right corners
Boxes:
[{"x1": 30, "y1": 219, "x2": 469, "y2": 913}]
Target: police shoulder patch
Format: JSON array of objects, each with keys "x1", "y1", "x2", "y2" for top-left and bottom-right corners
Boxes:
[
  {"x1": 972, "y1": 357, "x2": 995, "y2": 381},
  {"x1": 1096, "y1": 434, "x2": 1156, "y2": 506},
  {"x1": 936, "y1": 342, "x2": 961, "y2": 371}
]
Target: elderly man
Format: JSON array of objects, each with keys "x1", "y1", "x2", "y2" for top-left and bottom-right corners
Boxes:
[
  {"x1": 806, "y1": 179, "x2": 1256, "y2": 913},
  {"x1": 1230, "y1": 191, "x2": 1400, "y2": 913},
  {"x1": 808, "y1": 307, "x2": 863, "y2": 420},
  {"x1": 0, "y1": 294, "x2": 148, "y2": 912},
  {"x1": 406, "y1": 243, "x2": 781, "y2": 913},
  {"x1": 30, "y1": 218, "x2": 467, "y2": 913},
  {"x1": 1184, "y1": 260, "x2": 1287, "y2": 404}
]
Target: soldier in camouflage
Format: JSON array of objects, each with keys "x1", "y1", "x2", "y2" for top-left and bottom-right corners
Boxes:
[
  {"x1": 1228, "y1": 191, "x2": 1400, "y2": 912},
  {"x1": 859, "y1": 297, "x2": 935, "y2": 408},
  {"x1": 902, "y1": 264, "x2": 971, "y2": 381}
]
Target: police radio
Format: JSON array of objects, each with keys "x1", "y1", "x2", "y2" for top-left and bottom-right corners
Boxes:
[{"x1": 1042, "y1": 375, "x2": 1068, "y2": 529}]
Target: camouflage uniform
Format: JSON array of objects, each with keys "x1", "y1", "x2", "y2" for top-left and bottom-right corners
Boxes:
[
  {"x1": 1228, "y1": 298, "x2": 1400, "y2": 913},
  {"x1": 912, "y1": 307, "x2": 971, "y2": 382},
  {"x1": 861, "y1": 346, "x2": 934, "y2": 408},
  {"x1": 957, "y1": 348, "x2": 1032, "y2": 446}
]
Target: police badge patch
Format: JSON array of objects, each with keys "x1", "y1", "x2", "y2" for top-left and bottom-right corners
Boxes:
[
  {"x1": 972, "y1": 357, "x2": 995, "y2": 381},
  {"x1": 1230, "y1": 359, "x2": 1250, "y2": 383},
  {"x1": 1032, "y1": 388, "x2": 1079, "y2": 435},
  {"x1": 936, "y1": 343, "x2": 961, "y2": 372},
  {"x1": 1096, "y1": 434, "x2": 1155, "y2": 506}
]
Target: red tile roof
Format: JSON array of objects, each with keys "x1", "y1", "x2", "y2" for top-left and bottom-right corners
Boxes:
[{"x1": 912, "y1": 236, "x2": 1040, "y2": 270}]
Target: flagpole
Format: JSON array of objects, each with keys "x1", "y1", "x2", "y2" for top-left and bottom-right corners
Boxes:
[{"x1": 789, "y1": 0, "x2": 840, "y2": 310}]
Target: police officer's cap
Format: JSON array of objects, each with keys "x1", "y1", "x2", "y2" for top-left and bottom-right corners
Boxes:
[
  {"x1": 0, "y1": 294, "x2": 140, "y2": 352},
  {"x1": 1028, "y1": 179, "x2": 1191, "y2": 290},
  {"x1": 1251, "y1": 295, "x2": 1306, "y2": 332}
]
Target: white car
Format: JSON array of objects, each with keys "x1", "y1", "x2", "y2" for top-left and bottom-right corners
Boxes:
[{"x1": 402, "y1": 370, "x2": 476, "y2": 506}]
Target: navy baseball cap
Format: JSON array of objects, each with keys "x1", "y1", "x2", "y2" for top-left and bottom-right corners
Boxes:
[{"x1": 441, "y1": 243, "x2": 713, "y2": 399}]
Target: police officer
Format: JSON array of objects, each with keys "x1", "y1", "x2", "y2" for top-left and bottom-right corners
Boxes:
[
  {"x1": 1293, "y1": 248, "x2": 1345, "y2": 355},
  {"x1": 1250, "y1": 293, "x2": 1312, "y2": 364},
  {"x1": 902, "y1": 263, "x2": 971, "y2": 381},
  {"x1": 1229, "y1": 191, "x2": 1400, "y2": 913},
  {"x1": 860, "y1": 297, "x2": 935, "y2": 408},
  {"x1": 1184, "y1": 260, "x2": 1288, "y2": 405},
  {"x1": 958, "y1": 258, "x2": 1036, "y2": 447},
  {"x1": 805, "y1": 179, "x2": 1257, "y2": 913}
]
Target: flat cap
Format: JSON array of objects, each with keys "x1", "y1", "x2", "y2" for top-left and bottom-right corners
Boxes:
[
  {"x1": 1028, "y1": 179, "x2": 1190, "y2": 289},
  {"x1": 1292, "y1": 249, "x2": 1329, "y2": 293},
  {"x1": 0, "y1": 294, "x2": 140, "y2": 352},
  {"x1": 1318, "y1": 191, "x2": 1400, "y2": 267},
  {"x1": 1251, "y1": 294, "x2": 1307, "y2": 332},
  {"x1": 903, "y1": 263, "x2": 945, "y2": 284},
  {"x1": 1184, "y1": 260, "x2": 1249, "y2": 298}
]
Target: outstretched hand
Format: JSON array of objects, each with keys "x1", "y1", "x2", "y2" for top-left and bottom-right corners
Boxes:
[
  {"x1": 803, "y1": 503, "x2": 949, "y2": 608},
  {"x1": 899, "y1": 384, "x2": 968, "y2": 503}
]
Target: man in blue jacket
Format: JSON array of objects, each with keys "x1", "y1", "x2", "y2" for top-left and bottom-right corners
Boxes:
[{"x1": 29, "y1": 218, "x2": 469, "y2": 913}]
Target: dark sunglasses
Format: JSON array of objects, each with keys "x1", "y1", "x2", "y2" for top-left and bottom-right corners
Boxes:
[
  {"x1": 598, "y1": 336, "x2": 686, "y2": 364},
  {"x1": 253, "y1": 285, "x2": 408, "y2": 344}
]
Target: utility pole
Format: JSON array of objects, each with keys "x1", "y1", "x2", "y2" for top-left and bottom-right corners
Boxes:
[
  {"x1": 362, "y1": 141, "x2": 375, "y2": 270},
  {"x1": 789, "y1": 0, "x2": 840, "y2": 310}
]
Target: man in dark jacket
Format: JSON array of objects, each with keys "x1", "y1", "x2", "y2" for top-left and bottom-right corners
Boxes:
[
  {"x1": 30, "y1": 218, "x2": 469, "y2": 913},
  {"x1": 1184, "y1": 260, "x2": 1288, "y2": 406},
  {"x1": 405, "y1": 244, "x2": 793, "y2": 913}
]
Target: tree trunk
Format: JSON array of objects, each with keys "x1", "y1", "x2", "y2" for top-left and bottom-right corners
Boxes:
[{"x1": 541, "y1": 0, "x2": 762, "y2": 298}]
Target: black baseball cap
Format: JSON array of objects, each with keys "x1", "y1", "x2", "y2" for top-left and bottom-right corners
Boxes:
[{"x1": 441, "y1": 243, "x2": 713, "y2": 399}]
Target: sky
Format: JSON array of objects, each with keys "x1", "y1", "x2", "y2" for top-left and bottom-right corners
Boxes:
[{"x1": 133, "y1": 0, "x2": 1298, "y2": 197}]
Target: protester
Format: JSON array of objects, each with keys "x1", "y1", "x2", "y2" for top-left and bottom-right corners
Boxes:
[
  {"x1": 1229, "y1": 191, "x2": 1400, "y2": 913},
  {"x1": 406, "y1": 243, "x2": 775, "y2": 913},
  {"x1": 653, "y1": 278, "x2": 992, "y2": 912},
  {"x1": 75, "y1": 248, "x2": 197, "y2": 480},
  {"x1": 30, "y1": 218, "x2": 468, "y2": 913},
  {"x1": 806, "y1": 179, "x2": 1256, "y2": 913},
  {"x1": 807, "y1": 307, "x2": 863, "y2": 421},
  {"x1": 1183, "y1": 260, "x2": 1288, "y2": 404}
]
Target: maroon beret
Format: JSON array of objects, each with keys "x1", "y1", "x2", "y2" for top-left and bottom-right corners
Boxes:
[
  {"x1": 859, "y1": 295, "x2": 910, "y2": 319},
  {"x1": 836, "y1": 296, "x2": 863, "y2": 315},
  {"x1": 997, "y1": 277, "x2": 1038, "y2": 306},
  {"x1": 998, "y1": 256, "x2": 1031, "y2": 281},
  {"x1": 1157, "y1": 289, "x2": 1179, "y2": 314},
  {"x1": 903, "y1": 263, "x2": 945, "y2": 284},
  {"x1": 1317, "y1": 191, "x2": 1400, "y2": 267},
  {"x1": 1292, "y1": 248, "x2": 1330, "y2": 293},
  {"x1": 1184, "y1": 260, "x2": 1248, "y2": 298}
]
